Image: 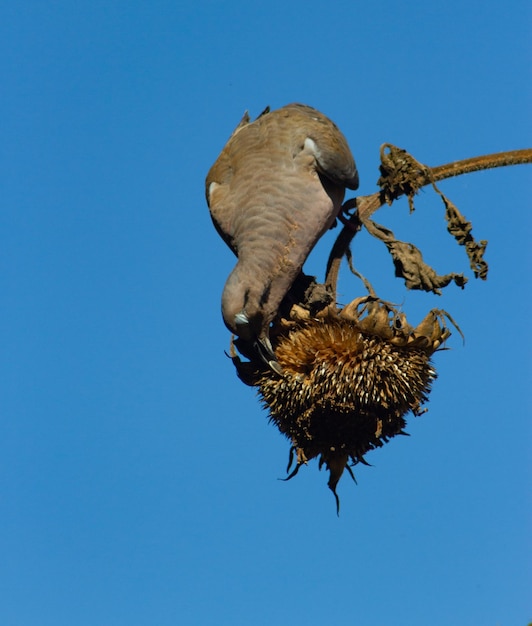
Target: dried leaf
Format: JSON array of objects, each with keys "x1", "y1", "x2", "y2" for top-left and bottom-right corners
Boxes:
[
  {"x1": 438, "y1": 192, "x2": 489, "y2": 279},
  {"x1": 362, "y1": 218, "x2": 467, "y2": 294},
  {"x1": 386, "y1": 240, "x2": 467, "y2": 293},
  {"x1": 377, "y1": 144, "x2": 431, "y2": 210}
]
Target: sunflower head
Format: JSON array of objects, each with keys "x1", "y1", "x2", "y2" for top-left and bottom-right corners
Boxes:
[{"x1": 231, "y1": 297, "x2": 455, "y2": 512}]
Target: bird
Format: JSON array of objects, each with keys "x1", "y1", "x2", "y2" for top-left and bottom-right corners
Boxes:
[{"x1": 206, "y1": 103, "x2": 359, "y2": 371}]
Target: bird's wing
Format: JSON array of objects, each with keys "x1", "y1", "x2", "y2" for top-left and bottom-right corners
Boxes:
[{"x1": 286, "y1": 104, "x2": 359, "y2": 190}]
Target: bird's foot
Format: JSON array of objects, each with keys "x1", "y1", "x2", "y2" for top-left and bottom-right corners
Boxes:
[{"x1": 255, "y1": 337, "x2": 284, "y2": 376}]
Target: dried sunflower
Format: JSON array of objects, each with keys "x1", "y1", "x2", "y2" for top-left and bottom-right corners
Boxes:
[{"x1": 231, "y1": 298, "x2": 459, "y2": 512}]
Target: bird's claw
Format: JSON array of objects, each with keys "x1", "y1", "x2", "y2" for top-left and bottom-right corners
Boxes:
[{"x1": 255, "y1": 337, "x2": 284, "y2": 376}]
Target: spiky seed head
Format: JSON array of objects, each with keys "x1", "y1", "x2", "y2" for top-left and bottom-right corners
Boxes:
[{"x1": 230, "y1": 298, "x2": 454, "y2": 507}]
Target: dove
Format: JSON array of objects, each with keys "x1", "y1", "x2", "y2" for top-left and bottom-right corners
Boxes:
[{"x1": 206, "y1": 103, "x2": 358, "y2": 370}]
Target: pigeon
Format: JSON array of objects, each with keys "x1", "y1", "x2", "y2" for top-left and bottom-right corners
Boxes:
[{"x1": 206, "y1": 103, "x2": 358, "y2": 370}]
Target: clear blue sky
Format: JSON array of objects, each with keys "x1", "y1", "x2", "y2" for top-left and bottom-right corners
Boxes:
[{"x1": 1, "y1": 2, "x2": 530, "y2": 625}]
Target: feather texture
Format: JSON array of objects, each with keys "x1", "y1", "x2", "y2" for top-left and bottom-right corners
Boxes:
[{"x1": 206, "y1": 103, "x2": 358, "y2": 364}]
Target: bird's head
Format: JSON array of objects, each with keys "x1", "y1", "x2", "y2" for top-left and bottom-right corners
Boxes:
[
  {"x1": 221, "y1": 266, "x2": 261, "y2": 337},
  {"x1": 221, "y1": 266, "x2": 282, "y2": 374}
]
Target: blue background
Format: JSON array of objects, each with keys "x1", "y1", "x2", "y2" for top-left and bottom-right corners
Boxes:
[{"x1": 1, "y1": 2, "x2": 530, "y2": 624}]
